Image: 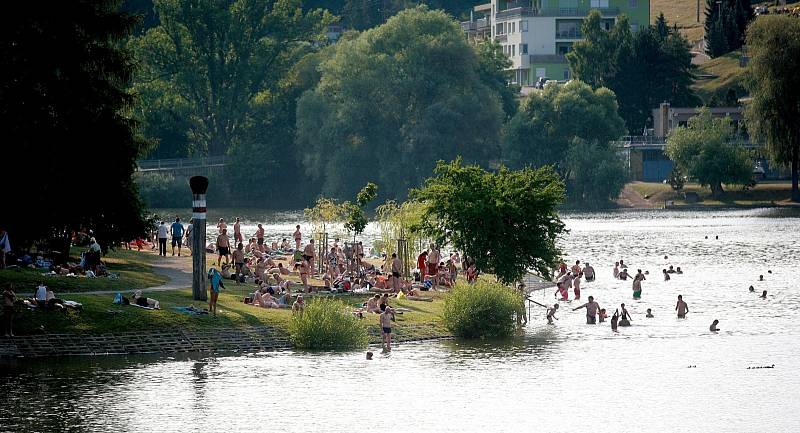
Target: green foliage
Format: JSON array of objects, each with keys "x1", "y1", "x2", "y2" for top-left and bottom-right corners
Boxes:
[
  {"x1": 704, "y1": 0, "x2": 753, "y2": 58},
  {"x1": 289, "y1": 298, "x2": 368, "y2": 349},
  {"x1": 2, "y1": 1, "x2": 149, "y2": 254},
  {"x1": 344, "y1": 182, "x2": 379, "y2": 237},
  {"x1": 568, "y1": 11, "x2": 698, "y2": 131},
  {"x1": 475, "y1": 39, "x2": 519, "y2": 119},
  {"x1": 135, "y1": 173, "x2": 189, "y2": 208},
  {"x1": 442, "y1": 281, "x2": 524, "y2": 339},
  {"x1": 411, "y1": 159, "x2": 566, "y2": 284},
  {"x1": 304, "y1": 197, "x2": 347, "y2": 235},
  {"x1": 744, "y1": 16, "x2": 800, "y2": 202},
  {"x1": 296, "y1": 6, "x2": 504, "y2": 200},
  {"x1": 666, "y1": 109, "x2": 753, "y2": 197},
  {"x1": 667, "y1": 166, "x2": 686, "y2": 191},
  {"x1": 502, "y1": 80, "x2": 626, "y2": 205},
  {"x1": 130, "y1": 0, "x2": 332, "y2": 156},
  {"x1": 374, "y1": 200, "x2": 429, "y2": 265},
  {"x1": 566, "y1": 139, "x2": 628, "y2": 207}
]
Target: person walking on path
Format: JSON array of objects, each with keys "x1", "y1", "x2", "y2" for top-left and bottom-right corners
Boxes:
[
  {"x1": 2, "y1": 284, "x2": 16, "y2": 337},
  {"x1": 170, "y1": 217, "x2": 184, "y2": 256},
  {"x1": 676, "y1": 295, "x2": 689, "y2": 318},
  {"x1": 573, "y1": 296, "x2": 600, "y2": 324},
  {"x1": 157, "y1": 221, "x2": 168, "y2": 257}
]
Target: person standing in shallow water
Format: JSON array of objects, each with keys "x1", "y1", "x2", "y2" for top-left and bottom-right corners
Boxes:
[
  {"x1": 632, "y1": 270, "x2": 644, "y2": 299},
  {"x1": 676, "y1": 295, "x2": 689, "y2": 318},
  {"x1": 611, "y1": 309, "x2": 619, "y2": 332},
  {"x1": 618, "y1": 303, "x2": 632, "y2": 326},
  {"x1": 573, "y1": 296, "x2": 600, "y2": 324},
  {"x1": 710, "y1": 319, "x2": 720, "y2": 332}
]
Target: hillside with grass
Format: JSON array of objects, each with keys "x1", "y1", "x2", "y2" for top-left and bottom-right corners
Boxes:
[
  {"x1": 692, "y1": 50, "x2": 747, "y2": 104},
  {"x1": 651, "y1": 0, "x2": 705, "y2": 43}
]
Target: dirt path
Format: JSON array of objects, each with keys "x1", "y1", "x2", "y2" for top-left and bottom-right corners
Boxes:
[
  {"x1": 64, "y1": 252, "x2": 194, "y2": 296},
  {"x1": 617, "y1": 185, "x2": 656, "y2": 209}
]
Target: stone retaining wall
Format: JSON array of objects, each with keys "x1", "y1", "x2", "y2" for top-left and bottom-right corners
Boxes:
[{"x1": 0, "y1": 325, "x2": 451, "y2": 358}]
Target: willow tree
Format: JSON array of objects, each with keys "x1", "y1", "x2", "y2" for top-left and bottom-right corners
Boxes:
[{"x1": 744, "y1": 16, "x2": 800, "y2": 202}]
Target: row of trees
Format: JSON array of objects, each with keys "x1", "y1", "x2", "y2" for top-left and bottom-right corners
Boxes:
[
  {"x1": 567, "y1": 11, "x2": 698, "y2": 132},
  {"x1": 704, "y1": 0, "x2": 754, "y2": 58}
]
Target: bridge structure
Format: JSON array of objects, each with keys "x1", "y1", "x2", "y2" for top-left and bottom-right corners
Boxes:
[{"x1": 136, "y1": 156, "x2": 228, "y2": 176}]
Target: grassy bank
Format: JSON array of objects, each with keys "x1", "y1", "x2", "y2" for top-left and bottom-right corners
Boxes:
[
  {"x1": 692, "y1": 50, "x2": 746, "y2": 105},
  {"x1": 8, "y1": 287, "x2": 449, "y2": 342},
  {"x1": 651, "y1": 0, "x2": 704, "y2": 43},
  {"x1": 628, "y1": 181, "x2": 797, "y2": 207},
  {"x1": 0, "y1": 248, "x2": 167, "y2": 294}
]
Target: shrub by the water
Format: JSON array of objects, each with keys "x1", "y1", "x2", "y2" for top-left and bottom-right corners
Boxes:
[
  {"x1": 443, "y1": 281, "x2": 524, "y2": 339},
  {"x1": 289, "y1": 298, "x2": 368, "y2": 350}
]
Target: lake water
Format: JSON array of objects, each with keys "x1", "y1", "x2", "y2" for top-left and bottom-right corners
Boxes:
[{"x1": 3, "y1": 209, "x2": 800, "y2": 432}]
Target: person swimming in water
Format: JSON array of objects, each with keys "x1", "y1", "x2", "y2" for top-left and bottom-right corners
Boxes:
[
  {"x1": 709, "y1": 319, "x2": 720, "y2": 332},
  {"x1": 663, "y1": 269, "x2": 671, "y2": 281},
  {"x1": 760, "y1": 290, "x2": 767, "y2": 299},
  {"x1": 749, "y1": 285, "x2": 755, "y2": 293},
  {"x1": 676, "y1": 266, "x2": 683, "y2": 274},
  {"x1": 646, "y1": 308, "x2": 654, "y2": 318},
  {"x1": 759, "y1": 275, "x2": 764, "y2": 281},
  {"x1": 618, "y1": 268, "x2": 630, "y2": 281}
]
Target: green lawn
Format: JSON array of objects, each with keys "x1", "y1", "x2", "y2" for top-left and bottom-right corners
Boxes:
[
  {"x1": 692, "y1": 50, "x2": 747, "y2": 104},
  {"x1": 628, "y1": 181, "x2": 796, "y2": 207},
  {"x1": 9, "y1": 287, "x2": 448, "y2": 340},
  {"x1": 0, "y1": 248, "x2": 167, "y2": 294}
]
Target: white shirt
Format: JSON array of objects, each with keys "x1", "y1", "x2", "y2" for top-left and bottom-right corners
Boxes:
[
  {"x1": 157, "y1": 224, "x2": 169, "y2": 239},
  {"x1": 36, "y1": 285, "x2": 47, "y2": 301}
]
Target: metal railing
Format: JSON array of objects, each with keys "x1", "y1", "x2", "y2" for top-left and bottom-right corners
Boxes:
[
  {"x1": 137, "y1": 155, "x2": 228, "y2": 172},
  {"x1": 496, "y1": 6, "x2": 619, "y2": 19},
  {"x1": 555, "y1": 28, "x2": 582, "y2": 39}
]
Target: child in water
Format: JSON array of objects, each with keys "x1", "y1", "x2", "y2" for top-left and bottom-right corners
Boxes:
[
  {"x1": 598, "y1": 308, "x2": 608, "y2": 323},
  {"x1": 546, "y1": 304, "x2": 559, "y2": 325}
]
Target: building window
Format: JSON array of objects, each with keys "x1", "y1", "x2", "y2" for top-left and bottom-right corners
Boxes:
[
  {"x1": 521, "y1": 20, "x2": 528, "y2": 32},
  {"x1": 629, "y1": 0, "x2": 638, "y2": 7},
  {"x1": 591, "y1": 0, "x2": 609, "y2": 7},
  {"x1": 511, "y1": 22, "x2": 515, "y2": 33},
  {"x1": 521, "y1": 43, "x2": 528, "y2": 54},
  {"x1": 512, "y1": 44, "x2": 516, "y2": 56}
]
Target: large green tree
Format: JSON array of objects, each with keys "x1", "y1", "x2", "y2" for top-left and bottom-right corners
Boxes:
[
  {"x1": 410, "y1": 159, "x2": 566, "y2": 284},
  {"x1": 1, "y1": 0, "x2": 149, "y2": 255},
  {"x1": 665, "y1": 109, "x2": 752, "y2": 197},
  {"x1": 568, "y1": 11, "x2": 697, "y2": 131},
  {"x1": 744, "y1": 16, "x2": 800, "y2": 202},
  {"x1": 296, "y1": 6, "x2": 504, "y2": 200},
  {"x1": 129, "y1": 0, "x2": 332, "y2": 157},
  {"x1": 475, "y1": 39, "x2": 518, "y2": 120},
  {"x1": 501, "y1": 80, "x2": 626, "y2": 206},
  {"x1": 704, "y1": 0, "x2": 753, "y2": 58}
]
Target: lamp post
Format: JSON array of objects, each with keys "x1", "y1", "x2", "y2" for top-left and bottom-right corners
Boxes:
[{"x1": 190, "y1": 176, "x2": 208, "y2": 301}]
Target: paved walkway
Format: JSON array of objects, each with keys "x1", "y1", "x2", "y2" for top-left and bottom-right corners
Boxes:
[{"x1": 617, "y1": 185, "x2": 655, "y2": 209}]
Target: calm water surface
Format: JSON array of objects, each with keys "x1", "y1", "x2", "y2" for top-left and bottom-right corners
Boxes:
[{"x1": 2, "y1": 209, "x2": 800, "y2": 432}]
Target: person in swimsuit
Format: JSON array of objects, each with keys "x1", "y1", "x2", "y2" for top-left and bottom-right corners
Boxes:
[
  {"x1": 646, "y1": 308, "x2": 654, "y2": 318},
  {"x1": 613, "y1": 262, "x2": 620, "y2": 279},
  {"x1": 366, "y1": 294, "x2": 381, "y2": 313},
  {"x1": 571, "y1": 260, "x2": 581, "y2": 275},
  {"x1": 709, "y1": 319, "x2": 720, "y2": 332},
  {"x1": 749, "y1": 285, "x2": 755, "y2": 293},
  {"x1": 632, "y1": 272, "x2": 644, "y2": 299},
  {"x1": 216, "y1": 229, "x2": 231, "y2": 267},
  {"x1": 217, "y1": 218, "x2": 227, "y2": 234},
  {"x1": 760, "y1": 290, "x2": 767, "y2": 299},
  {"x1": 583, "y1": 263, "x2": 595, "y2": 282},
  {"x1": 618, "y1": 303, "x2": 632, "y2": 326},
  {"x1": 598, "y1": 308, "x2": 607, "y2": 323},
  {"x1": 663, "y1": 269, "x2": 670, "y2": 281},
  {"x1": 675, "y1": 295, "x2": 689, "y2": 318},
  {"x1": 232, "y1": 243, "x2": 245, "y2": 282},
  {"x1": 618, "y1": 268, "x2": 629, "y2": 280},
  {"x1": 380, "y1": 307, "x2": 393, "y2": 351},
  {"x1": 573, "y1": 296, "x2": 600, "y2": 324},
  {"x1": 573, "y1": 271, "x2": 582, "y2": 300},
  {"x1": 293, "y1": 225, "x2": 302, "y2": 250},
  {"x1": 611, "y1": 309, "x2": 619, "y2": 332},
  {"x1": 676, "y1": 267, "x2": 683, "y2": 274},
  {"x1": 546, "y1": 304, "x2": 559, "y2": 324},
  {"x1": 233, "y1": 217, "x2": 242, "y2": 243}
]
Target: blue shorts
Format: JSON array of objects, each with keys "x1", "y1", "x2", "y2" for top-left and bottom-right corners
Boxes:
[{"x1": 382, "y1": 327, "x2": 391, "y2": 334}]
